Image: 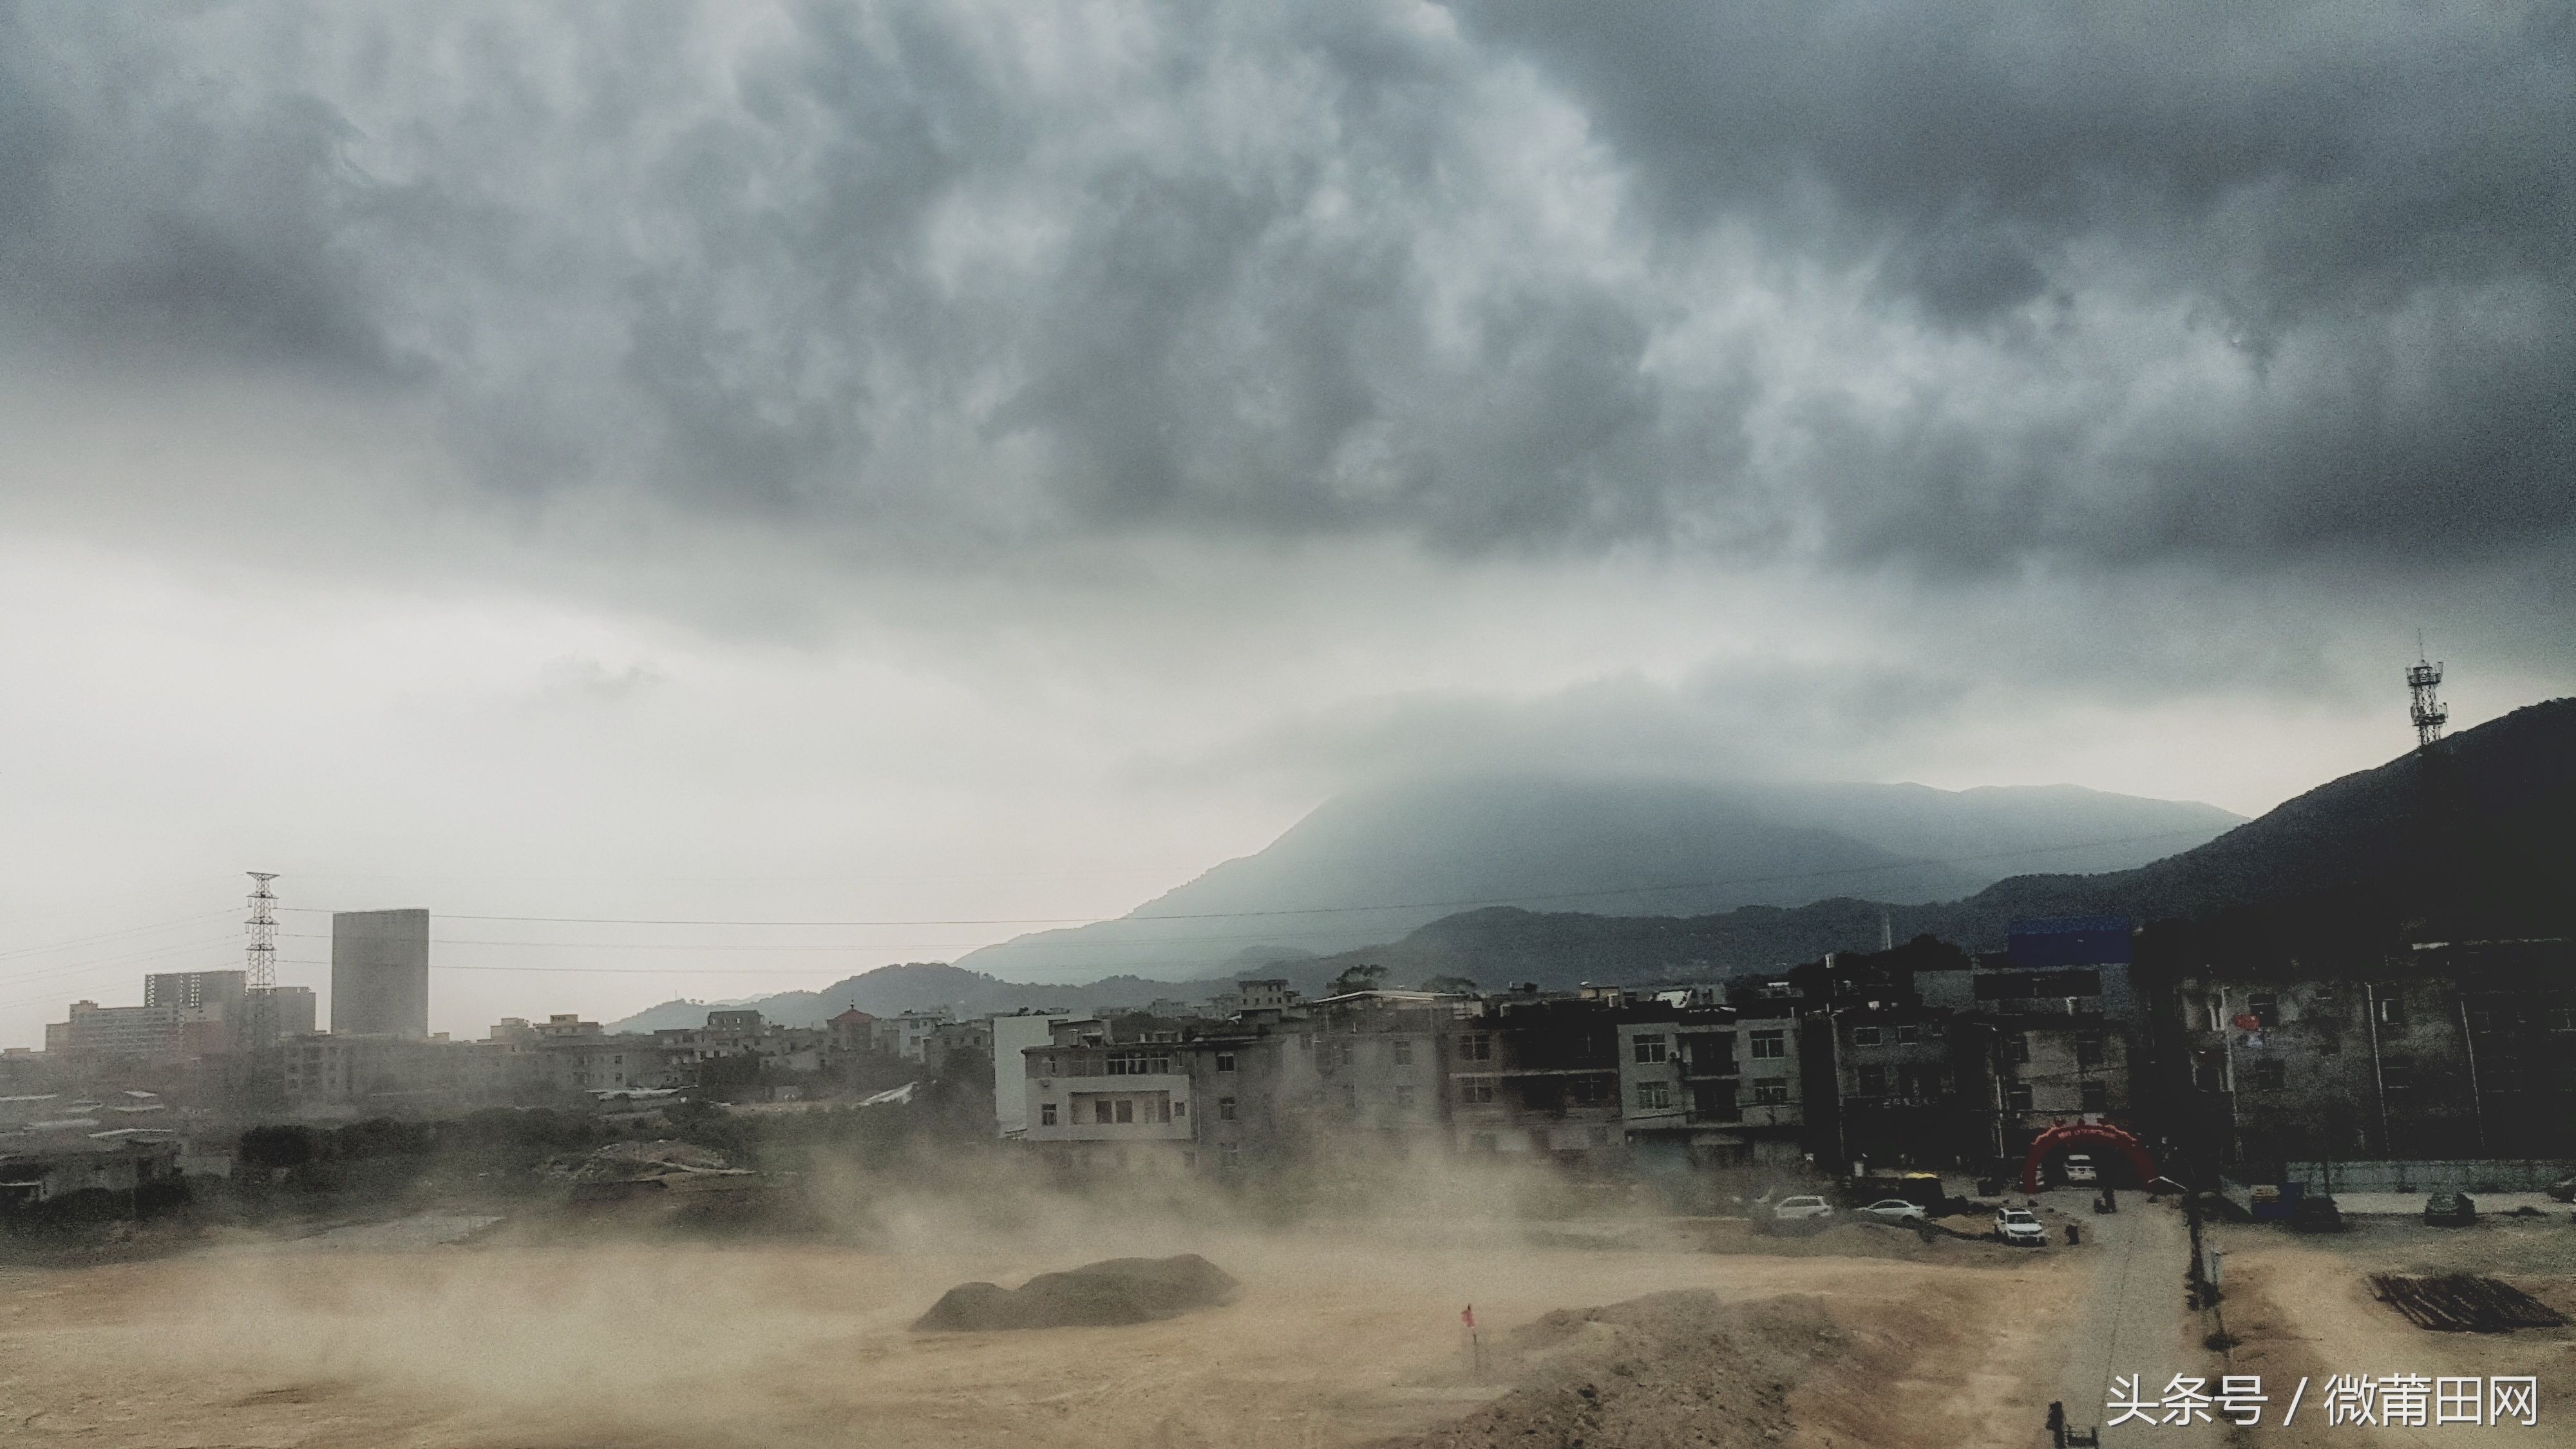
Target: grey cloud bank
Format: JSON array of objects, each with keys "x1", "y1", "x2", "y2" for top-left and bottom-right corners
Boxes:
[{"x1": 3, "y1": 1, "x2": 2564, "y2": 583}]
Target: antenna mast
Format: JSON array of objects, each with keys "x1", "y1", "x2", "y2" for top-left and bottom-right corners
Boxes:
[
  {"x1": 246, "y1": 871, "x2": 279, "y2": 988},
  {"x1": 2405, "y1": 638, "x2": 2447, "y2": 754}
]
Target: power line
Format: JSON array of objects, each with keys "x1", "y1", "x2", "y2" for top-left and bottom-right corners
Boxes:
[
  {"x1": 261, "y1": 827, "x2": 2217, "y2": 931},
  {"x1": 0, "y1": 910, "x2": 238, "y2": 963}
]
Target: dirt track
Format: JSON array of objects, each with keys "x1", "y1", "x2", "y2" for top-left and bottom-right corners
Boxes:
[{"x1": 0, "y1": 1224, "x2": 2083, "y2": 1449}]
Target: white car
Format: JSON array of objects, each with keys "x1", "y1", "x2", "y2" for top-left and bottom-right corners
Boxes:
[
  {"x1": 1995, "y1": 1206, "x2": 2047, "y2": 1245},
  {"x1": 2063, "y1": 1153, "x2": 2099, "y2": 1183},
  {"x1": 1859, "y1": 1198, "x2": 1929, "y2": 1222},
  {"x1": 1772, "y1": 1195, "x2": 1835, "y2": 1222}
]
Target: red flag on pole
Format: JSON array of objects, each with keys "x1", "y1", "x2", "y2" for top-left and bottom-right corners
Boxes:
[{"x1": 1461, "y1": 1304, "x2": 1475, "y2": 1329}]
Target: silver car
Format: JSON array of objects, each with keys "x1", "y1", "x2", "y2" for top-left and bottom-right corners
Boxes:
[
  {"x1": 1859, "y1": 1198, "x2": 1929, "y2": 1222},
  {"x1": 1995, "y1": 1206, "x2": 2047, "y2": 1245},
  {"x1": 1772, "y1": 1195, "x2": 1835, "y2": 1221}
]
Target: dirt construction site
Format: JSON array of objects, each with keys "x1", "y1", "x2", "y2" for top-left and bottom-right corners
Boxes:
[{"x1": 0, "y1": 1188, "x2": 2568, "y2": 1448}]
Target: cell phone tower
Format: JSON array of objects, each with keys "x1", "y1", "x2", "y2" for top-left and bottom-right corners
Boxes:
[
  {"x1": 2405, "y1": 637, "x2": 2447, "y2": 754},
  {"x1": 246, "y1": 871, "x2": 280, "y2": 988}
]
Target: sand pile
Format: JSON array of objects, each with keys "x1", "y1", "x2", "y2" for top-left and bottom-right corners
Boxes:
[
  {"x1": 1387, "y1": 1291, "x2": 1850, "y2": 1449},
  {"x1": 914, "y1": 1254, "x2": 1239, "y2": 1332}
]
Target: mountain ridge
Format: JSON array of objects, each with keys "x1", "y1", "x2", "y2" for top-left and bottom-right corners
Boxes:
[{"x1": 948, "y1": 776, "x2": 2239, "y2": 982}]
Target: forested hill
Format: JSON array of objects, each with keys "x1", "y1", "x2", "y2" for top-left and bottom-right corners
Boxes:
[{"x1": 1293, "y1": 697, "x2": 2576, "y2": 992}]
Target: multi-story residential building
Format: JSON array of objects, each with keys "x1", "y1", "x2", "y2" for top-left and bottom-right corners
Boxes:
[
  {"x1": 1022, "y1": 1016, "x2": 1202, "y2": 1171},
  {"x1": 873, "y1": 1009, "x2": 952, "y2": 1062},
  {"x1": 1446, "y1": 996, "x2": 1625, "y2": 1163},
  {"x1": 2164, "y1": 937, "x2": 2576, "y2": 1179},
  {"x1": 1801, "y1": 1006, "x2": 1976, "y2": 1173},
  {"x1": 923, "y1": 1018, "x2": 994, "y2": 1077},
  {"x1": 1307, "y1": 992, "x2": 1453, "y2": 1155},
  {"x1": 44, "y1": 1001, "x2": 227, "y2": 1064},
  {"x1": 1616, "y1": 1008, "x2": 1768, "y2": 1170}
]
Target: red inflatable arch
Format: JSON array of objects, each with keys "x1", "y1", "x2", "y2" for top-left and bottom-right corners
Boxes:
[{"x1": 2020, "y1": 1121, "x2": 2157, "y2": 1195}]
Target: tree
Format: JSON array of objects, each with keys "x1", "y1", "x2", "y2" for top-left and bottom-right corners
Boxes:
[
  {"x1": 1420, "y1": 974, "x2": 1479, "y2": 995},
  {"x1": 1330, "y1": 963, "x2": 1388, "y2": 996}
]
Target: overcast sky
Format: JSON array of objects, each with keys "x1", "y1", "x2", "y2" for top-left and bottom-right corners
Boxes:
[{"x1": 3, "y1": 2, "x2": 2568, "y2": 1043}]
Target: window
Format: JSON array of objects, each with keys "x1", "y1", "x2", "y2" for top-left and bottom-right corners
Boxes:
[
  {"x1": 1115, "y1": 1099, "x2": 1134, "y2": 1124},
  {"x1": 1095, "y1": 1100, "x2": 1115, "y2": 1124},
  {"x1": 2548, "y1": 1007, "x2": 2575, "y2": 1032},
  {"x1": 1855, "y1": 1065, "x2": 1886, "y2": 1097},
  {"x1": 1461, "y1": 1078, "x2": 1497, "y2": 1104},
  {"x1": 1750, "y1": 1029, "x2": 1786, "y2": 1060},
  {"x1": 1217, "y1": 1096, "x2": 1236, "y2": 1121},
  {"x1": 1215, "y1": 1051, "x2": 1236, "y2": 1072},
  {"x1": 1394, "y1": 1084, "x2": 1416, "y2": 1110},
  {"x1": 1689, "y1": 1036, "x2": 1736, "y2": 1073},
  {"x1": 2006, "y1": 1083, "x2": 2034, "y2": 1111},
  {"x1": 1894, "y1": 1024, "x2": 1920, "y2": 1043},
  {"x1": 1391, "y1": 1038, "x2": 1414, "y2": 1066},
  {"x1": 2248, "y1": 993, "x2": 2278, "y2": 1029},
  {"x1": 2080, "y1": 1082, "x2": 2110, "y2": 1111},
  {"x1": 1157, "y1": 1097, "x2": 1172, "y2": 1123},
  {"x1": 2377, "y1": 996, "x2": 2407, "y2": 1028},
  {"x1": 1338, "y1": 1041, "x2": 1355, "y2": 1066},
  {"x1": 1459, "y1": 1033, "x2": 1493, "y2": 1061},
  {"x1": 1752, "y1": 1081, "x2": 1790, "y2": 1106},
  {"x1": 1040, "y1": 1103, "x2": 1057, "y2": 1126},
  {"x1": 2252, "y1": 1061, "x2": 2285, "y2": 1090},
  {"x1": 1173, "y1": 1101, "x2": 1186, "y2": 1116},
  {"x1": 1851, "y1": 1026, "x2": 1882, "y2": 1046},
  {"x1": 1633, "y1": 1034, "x2": 1669, "y2": 1064},
  {"x1": 1692, "y1": 1081, "x2": 1738, "y2": 1121},
  {"x1": 2007, "y1": 1032, "x2": 2031, "y2": 1065},
  {"x1": 1635, "y1": 1081, "x2": 1671, "y2": 1110},
  {"x1": 2076, "y1": 1032, "x2": 2105, "y2": 1068}
]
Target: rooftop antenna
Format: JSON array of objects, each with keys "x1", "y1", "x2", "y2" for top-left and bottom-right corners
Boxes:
[
  {"x1": 2405, "y1": 634, "x2": 2447, "y2": 754},
  {"x1": 245, "y1": 871, "x2": 279, "y2": 988}
]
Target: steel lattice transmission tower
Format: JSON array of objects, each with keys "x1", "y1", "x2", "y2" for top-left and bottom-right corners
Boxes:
[
  {"x1": 2405, "y1": 641, "x2": 2448, "y2": 753},
  {"x1": 245, "y1": 871, "x2": 280, "y2": 989}
]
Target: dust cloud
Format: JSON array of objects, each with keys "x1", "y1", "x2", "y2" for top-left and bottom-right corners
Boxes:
[{"x1": 0, "y1": 1151, "x2": 2071, "y2": 1448}]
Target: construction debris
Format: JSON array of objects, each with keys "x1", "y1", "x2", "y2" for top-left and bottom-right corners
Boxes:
[{"x1": 2367, "y1": 1274, "x2": 2568, "y2": 1333}]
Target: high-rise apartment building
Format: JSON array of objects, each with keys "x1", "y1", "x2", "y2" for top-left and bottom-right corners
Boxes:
[{"x1": 330, "y1": 909, "x2": 430, "y2": 1037}]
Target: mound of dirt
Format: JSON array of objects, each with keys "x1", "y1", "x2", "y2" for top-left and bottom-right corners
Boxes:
[
  {"x1": 913, "y1": 1254, "x2": 1240, "y2": 1332},
  {"x1": 1386, "y1": 1292, "x2": 1849, "y2": 1449}
]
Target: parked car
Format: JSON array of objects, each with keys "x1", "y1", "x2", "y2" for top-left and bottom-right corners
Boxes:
[
  {"x1": 2063, "y1": 1153, "x2": 2099, "y2": 1184},
  {"x1": 2546, "y1": 1175, "x2": 2575, "y2": 1204},
  {"x1": 2289, "y1": 1193, "x2": 2344, "y2": 1233},
  {"x1": 1995, "y1": 1206, "x2": 2048, "y2": 1245},
  {"x1": 2423, "y1": 1191, "x2": 2479, "y2": 1227},
  {"x1": 1772, "y1": 1195, "x2": 1835, "y2": 1222},
  {"x1": 1859, "y1": 1198, "x2": 1929, "y2": 1223}
]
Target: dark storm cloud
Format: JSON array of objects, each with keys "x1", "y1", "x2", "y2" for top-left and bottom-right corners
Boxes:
[
  {"x1": 1466, "y1": 0, "x2": 2576, "y2": 569},
  {"x1": 0, "y1": 1, "x2": 2568, "y2": 579}
]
